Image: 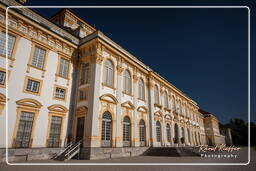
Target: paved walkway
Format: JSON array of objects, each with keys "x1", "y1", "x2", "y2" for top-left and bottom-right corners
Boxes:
[{"x1": 1, "y1": 147, "x2": 255, "y2": 171}]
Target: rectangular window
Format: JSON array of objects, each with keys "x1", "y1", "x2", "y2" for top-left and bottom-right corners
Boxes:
[
  {"x1": 31, "y1": 46, "x2": 46, "y2": 69},
  {"x1": 48, "y1": 116, "x2": 62, "y2": 148},
  {"x1": 0, "y1": 32, "x2": 16, "y2": 57},
  {"x1": 15, "y1": 112, "x2": 34, "y2": 148},
  {"x1": 0, "y1": 71, "x2": 6, "y2": 85},
  {"x1": 79, "y1": 90, "x2": 87, "y2": 101},
  {"x1": 26, "y1": 79, "x2": 40, "y2": 93},
  {"x1": 55, "y1": 87, "x2": 66, "y2": 99},
  {"x1": 58, "y1": 57, "x2": 69, "y2": 78},
  {"x1": 80, "y1": 63, "x2": 89, "y2": 85}
]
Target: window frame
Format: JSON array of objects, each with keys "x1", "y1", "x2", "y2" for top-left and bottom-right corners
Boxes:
[
  {"x1": 23, "y1": 76, "x2": 43, "y2": 96},
  {"x1": 77, "y1": 87, "x2": 88, "y2": 102},
  {"x1": 80, "y1": 63, "x2": 90, "y2": 85},
  {"x1": 0, "y1": 68, "x2": 6, "y2": 88},
  {"x1": 123, "y1": 69, "x2": 132, "y2": 96},
  {"x1": 53, "y1": 84, "x2": 67, "y2": 101},
  {"x1": 55, "y1": 54, "x2": 71, "y2": 80},
  {"x1": 47, "y1": 115, "x2": 63, "y2": 148},
  {"x1": 102, "y1": 59, "x2": 115, "y2": 89},
  {"x1": 156, "y1": 121, "x2": 161, "y2": 142},
  {"x1": 27, "y1": 41, "x2": 49, "y2": 73},
  {"x1": 0, "y1": 28, "x2": 21, "y2": 67},
  {"x1": 123, "y1": 116, "x2": 131, "y2": 147},
  {"x1": 45, "y1": 106, "x2": 67, "y2": 148},
  {"x1": 138, "y1": 78, "x2": 145, "y2": 100},
  {"x1": 154, "y1": 85, "x2": 160, "y2": 105}
]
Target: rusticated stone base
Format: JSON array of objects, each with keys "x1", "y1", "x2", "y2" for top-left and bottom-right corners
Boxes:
[
  {"x1": 80, "y1": 147, "x2": 149, "y2": 160},
  {"x1": 0, "y1": 148, "x2": 64, "y2": 162}
]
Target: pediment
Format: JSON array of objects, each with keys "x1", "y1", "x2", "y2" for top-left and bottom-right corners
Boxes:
[
  {"x1": 48, "y1": 104, "x2": 68, "y2": 113},
  {"x1": 165, "y1": 114, "x2": 172, "y2": 120},
  {"x1": 77, "y1": 106, "x2": 88, "y2": 113},
  {"x1": 154, "y1": 110, "x2": 163, "y2": 117},
  {"x1": 121, "y1": 101, "x2": 135, "y2": 109},
  {"x1": 16, "y1": 98, "x2": 42, "y2": 108},
  {"x1": 137, "y1": 106, "x2": 148, "y2": 113},
  {"x1": 0, "y1": 93, "x2": 6, "y2": 103},
  {"x1": 99, "y1": 94, "x2": 118, "y2": 104}
]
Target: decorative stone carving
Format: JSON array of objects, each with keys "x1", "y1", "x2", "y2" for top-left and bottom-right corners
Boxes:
[
  {"x1": 90, "y1": 54, "x2": 104, "y2": 64},
  {"x1": 116, "y1": 65, "x2": 124, "y2": 74}
]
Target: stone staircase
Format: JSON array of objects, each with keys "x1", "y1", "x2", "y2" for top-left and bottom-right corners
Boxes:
[{"x1": 143, "y1": 147, "x2": 200, "y2": 157}]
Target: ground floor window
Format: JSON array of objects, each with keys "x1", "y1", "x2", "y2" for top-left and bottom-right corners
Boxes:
[
  {"x1": 139, "y1": 119, "x2": 146, "y2": 146},
  {"x1": 166, "y1": 123, "x2": 171, "y2": 142},
  {"x1": 15, "y1": 111, "x2": 34, "y2": 148},
  {"x1": 101, "y1": 112, "x2": 112, "y2": 147},
  {"x1": 123, "y1": 116, "x2": 131, "y2": 147},
  {"x1": 48, "y1": 116, "x2": 62, "y2": 147},
  {"x1": 156, "y1": 121, "x2": 161, "y2": 142}
]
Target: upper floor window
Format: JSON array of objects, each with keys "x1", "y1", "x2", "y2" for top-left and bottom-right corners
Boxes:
[
  {"x1": 163, "y1": 91, "x2": 168, "y2": 108},
  {"x1": 171, "y1": 96, "x2": 176, "y2": 111},
  {"x1": 0, "y1": 71, "x2": 6, "y2": 85},
  {"x1": 0, "y1": 32, "x2": 16, "y2": 58},
  {"x1": 31, "y1": 46, "x2": 46, "y2": 69},
  {"x1": 79, "y1": 89, "x2": 87, "y2": 101},
  {"x1": 58, "y1": 57, "x2": 69, "y2": 78},
  {"x1": 80, "y1": 63, "x2": 89, "y2": 85},
  {"x1": 26, "y1": 79, "x2": 40, "y2": 93},
  {"x1": 154, "y1": 85, "x2": 159, "y2": 104},
  {"x1": 138, "y1": 78, "x2": 145, "y2": 100},
  {"x1": 103, "y1": 59, "x2": 114, "y2": 87},
  {"x1": 123, "y1": 69, "x2": 131, "y2": 94},
  {"x1": 55, "y1": 87, "x2": 66, "y2": 99}
]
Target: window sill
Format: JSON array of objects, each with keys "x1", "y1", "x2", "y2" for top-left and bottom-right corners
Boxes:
[
  {"x1": 122, "y1": 91, "x2": 133, "y2": 97},
  {"x1": 102, "y1": 83, "x2": 116, "y2": 90},
  {"x1": 138, "y1": 98, "x2": 146, "y2": 102},
  {"x1": 55, "y1": 74, "x2": 69, "y2": 80},
  {"x1": 23, "y1": 90, "x2": 40, "y2": 96},
  {"x1": 53, "y1": 96, "x2": 66, "y2": 102},
  {"x1": 27, "y1": 64, "x2": 46, "y2": 72}
]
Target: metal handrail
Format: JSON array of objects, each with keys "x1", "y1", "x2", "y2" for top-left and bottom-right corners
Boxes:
[
  {"x1": 53, "y1": 142, "x2": 73, "y2": 159},
  {"x1": 65, "y1": 140, "x2": 82, "y2": 158}
]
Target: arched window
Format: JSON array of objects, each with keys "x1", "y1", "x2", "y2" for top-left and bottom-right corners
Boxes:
[
  {"x1": 101, "y1": 112, "x2": 112, "y2": 147},
  {"x1": 194, "y1": 131, "x2": 198, "y2": 145},
  {"x1": 198, "y1": 132, "x2": 201, "y2": 145},
  {"x1": 178, "y1": 100, "x2": 182, "y2": 114},
  {"x1": 181, "y1": 127, "x2": 185, "y2": 144},
  {"x1": 104, "y1": 59, "x2": 114, "y2": 87},
  {"x1": 156, "y1": 121, "x2": 161, "y2": 142},
  {"x1": 164, "y1": 91, "x2": 168, "y2": 108},
  {"x1": 174, "y1": 123, "x2": 179, "y2": 144},
  {"x1": 139, "y1": 119, "x2": 146, "y2": 146},
  {"x1": 171, "y1": 96, "x2": 176, "y2": 111},
  {"x1": 124, "y1": 70, "x2": 131, "y2": 94},
  {"x1": 187, "y1": 128, "x2": 191, "y2": 144},
  {"x1": 166, "y1": 123, "x2": 171, "y2": 142},
  {"x1": 154, "y1": 85, "x2": 159, "y2": 104},
  {"x1": 123, "y1": 116, "x2": 131, "y2": 147},
  {"x1": 138, "y1": 78, "x2": 145, "y2": 100}
]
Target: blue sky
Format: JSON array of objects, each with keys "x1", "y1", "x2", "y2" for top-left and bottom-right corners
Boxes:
[{"x1": 24, "y1": 0, "x2": 255, "y2": 124}]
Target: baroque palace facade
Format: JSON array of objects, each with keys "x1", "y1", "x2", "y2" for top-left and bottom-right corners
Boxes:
[{"x1": 0, "y1": 0, "x2": 226, "y2": 161}]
